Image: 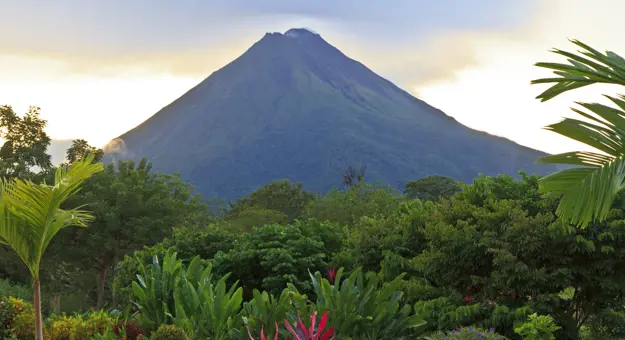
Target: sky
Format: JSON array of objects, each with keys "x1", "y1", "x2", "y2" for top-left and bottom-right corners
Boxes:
[{"x1": 0, "y1": 0, "x2": 622, "y2": 156}]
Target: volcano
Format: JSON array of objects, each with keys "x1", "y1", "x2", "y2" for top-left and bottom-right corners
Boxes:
[{"x1": 109, "y1": 28, "x2": 555, "y2": 199}]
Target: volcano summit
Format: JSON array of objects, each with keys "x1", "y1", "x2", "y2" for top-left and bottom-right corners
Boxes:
[{"x1": 109, "y1": 28, "x2": 555, "y2": 199}]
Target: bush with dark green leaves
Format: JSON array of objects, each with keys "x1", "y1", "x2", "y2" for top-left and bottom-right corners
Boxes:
[
  {"x1": 0, "y1": 279, "x2": 31, "y2": 302},
  {"x1": 162, "y1": 226, "x2": 237, "y2": 261},
  {"x1": 302, "y1": 267, "x2": 425, "y2": 339},
  {"x1": 213, "y1": 219, "x2": 343, "y2": 297},
  {"x1": 385, "y1": 173, "x2": 625, "y2": 339},
  {"x1": 112, "y1": 243, "x2": 170, "y2": 309}
]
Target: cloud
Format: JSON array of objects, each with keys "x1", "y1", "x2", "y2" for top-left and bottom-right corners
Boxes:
[
  {"x1": 5, "y1": 0, "x2": 615, "y2": 156},
  {"x1": 413, "y1": 0, "x2": 625, "y2": 154},
  {"x1": 0, "y1": 0, "x2": 537, "y2": 80}
]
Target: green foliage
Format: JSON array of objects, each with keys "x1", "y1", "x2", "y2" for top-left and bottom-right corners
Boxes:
[
  {"x1": 152, "y1": 324, "x2": 187, "y2": 340},
  {"x1": 213, "y1": 219, "x2": 341, "y2": 296},
  {"x1": 337, "y1": 200, "x2": 431, "y2": 273},
  {"x1": 227, "y1": 179, "x2": 315, "y2": 222},
  {"x1": 241, "y1": 289, "x2": 292, "y2": 339},
  {"x1": 65, "y1": 139, "x2": 104, "y2": 164},
  {"x1": 113, "y1": 244, "x2": 170, "y2": 310},
  {"x1": 0, "y1": 155, "x2": 103, "y2": 281},
  {"x1": 173, "y1": 265, "x2": 244, "y2": 339},
  {"x1": 132, "y1": 250, "x2": 182, "y2": 329},
  {"x1": 0, "y1": 279, "x2": 31, "y2": 301},
  {"x1": 397, "y1": 173, "x2": 625, "y2": 338},
  {"x1": 404, "y1": 176, "x2": 460, "y2": 201},
  {"x1": 305, "y1": 267, "x2": 424, "y2": 339},
  {"x1": 82, "y1": 310, "x2": 117, "y2": 336},
  {"x1": 532, "y1": 39, "x2": 625, "y2": 227},
  {"x1": 303, "y1": 183, "x2": 403, "y2": 226},
  {"x1": 582, "y1": 306, "x2": 625, "y2": 339},
  {"x1": 0, "y1": 296, "x2": 15, "y2": 339},
  {"x1": 217, "y1": 206, "x2": 288, "y2": 233},
  {"x1": 90, "y1": 327, "x2": 121, "y2": 340},
  {"x1": 163, "y1": 226, "x2": 238, "y2": 261},
  {"x1": 0, "y1": 155, "x2": 103, "y2": 339},
  {"x1": 57, "y1": 158, "x2": 209, "y2": 308},
  {"x1": 0, "y1": 105, "x2": 52, "y2": 179},
  {"x1": 47, "y1": 314, "x2": 83, "y2": 340},
  {"x1": 514, "y1": 313, "x2": 561, "y2": 340},
  {"x1": 413, "y1": 296, "x2": 485, "y2": 334},
  {"x1": 130, "y1": 251, "x2": 246, "y2": 339},
  {"x1": 10, "y1": 297, "x2": 36, "y2": 340},
  {"x1": 426, "y1": 326, "x2": 508, "y2": 339}
]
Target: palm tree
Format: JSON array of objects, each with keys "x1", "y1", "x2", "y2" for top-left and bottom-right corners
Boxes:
[
  {"x1": 532, "y1": 39, "x2": 625, "y2": 228},
  {"x1": 0, "y1": 154, "x2": 103, "y2": 339}
]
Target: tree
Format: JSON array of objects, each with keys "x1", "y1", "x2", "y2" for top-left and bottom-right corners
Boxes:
[
  {"x1": 0, "y1": 155, "x2": 103, "y2": 340},
  {"x1": 342, "y1": 164, "x2": 367, "y2": 188},
  {"x1": 213, "y1": 219, "x2": 343, "y2": 297},
  {"x1": 226, "y1": 180, "x2": 314, "y2": 222},
  {"x1": 65, "y1": 139, "x2": 104, "y2": 164},
  {"x1": 303, "y1": 183, "x2": 403, "y2": 227},
  {"x1": 58, "y1": 158, "x2": 209, "y2": 309},
  {"x1": 531, "y1": 40, "x2": 625, "y2": 227},
  {"x1": 404, "y1": 175, "x2": 461, "y2": 201},
  {"x1": 218, "y1": 206, "x2": 288, "y2": 233},
  {"x1": 0, "y1": 105, "x2": 52, "y2": 179},
  {"x1": 409, "y1": 174, "x2": 625, "y2": 339}
]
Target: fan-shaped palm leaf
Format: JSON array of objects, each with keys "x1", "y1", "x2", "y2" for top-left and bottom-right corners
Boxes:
[{"x1": 532, "y1": 40, "x2": 625, "y2": 227}]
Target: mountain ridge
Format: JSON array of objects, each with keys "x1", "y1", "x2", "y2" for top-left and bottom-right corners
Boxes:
[{"x1": 107, "y1": 28, "x2": 556, "y2": 199}]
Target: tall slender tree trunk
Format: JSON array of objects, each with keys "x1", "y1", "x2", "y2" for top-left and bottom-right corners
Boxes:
[
  {"x1": 96, "y1": 264, "x2": 109, "y2": 310},
  {"x1": 33, "y1": 280, "x2": 44, "y2": 340}
]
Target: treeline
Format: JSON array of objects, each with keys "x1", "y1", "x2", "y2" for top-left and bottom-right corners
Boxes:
[{"x1": 2, "y1": 102, "x2": 625, "y2": 339}]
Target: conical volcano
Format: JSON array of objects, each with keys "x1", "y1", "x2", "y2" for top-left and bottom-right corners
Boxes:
[{"x1": 111, "y1": 28, "x2": 554, "y2": 199}]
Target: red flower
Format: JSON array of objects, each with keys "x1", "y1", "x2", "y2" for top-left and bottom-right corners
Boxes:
[
  {"x1": 284, "y1": 311, "x2": 335, "y2": 340},
  {"x1": 464, "y1": 295, "x2": 472, "y2": 304},
  {"x1": 328, "y1": 268, "x2": 337, "y2": 285}
]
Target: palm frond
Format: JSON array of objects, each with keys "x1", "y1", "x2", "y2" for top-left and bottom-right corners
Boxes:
[
  {"x1": 532, "y1": 39, "x2": 625, "y2": 101},
  {"x1": 536, "y1": 99, "x2": 625, "y2": 227},
  {"x1": 538, "y1": 156, "x2": 625, "y2": 227},
  {"x1": 532, "y1": 40, "x2": 625, "y2": 228},
  {"x1": 0, "y1": 155, "x2": 103, "y2": 279},
  {"x1": 0, "y1": 186, "x2": 38, "y2": 277}
]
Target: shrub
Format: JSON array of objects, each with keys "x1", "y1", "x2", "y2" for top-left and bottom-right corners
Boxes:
[
  {"x1": 152, "y1": 324, "x2": 187, "y2": 340},
  {"x1": 306, "y1": 267, "x2": 425, "y2": 338},
  {"x1": 0, "y1": 279, "x2": 31, "y2": 301},
  {"x1": 427, "y1": 326, "x2": 508, "y2": 339},
  {"x1": 514, "y1": 313, "x2": 560, "y2": 340},
  {"x1": 113, "y1": 243, "x2": 170, "y2": 309},
  {"x1": 9, "y1": 297, "x2": 36, "y2": 340},
  {"x1": 213, "y1": 220, "x2": 339, "y2": 297},
  {"x1": 45, "y1": 311, "x2": 116, "y2": 340},
  {"x1": 47, "y1": 315, "x2": 82, "y2": 340},
  {"x1": 83, "y1": 310, "x2": 116, "y2": 335},
  {"x1": 0, "y1": 296, "x2": 15, "y2": 339}
]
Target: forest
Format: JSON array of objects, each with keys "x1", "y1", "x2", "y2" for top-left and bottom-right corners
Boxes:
[{"x1": 1, "y1": 41, "x2": 625, "y2": 340}]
